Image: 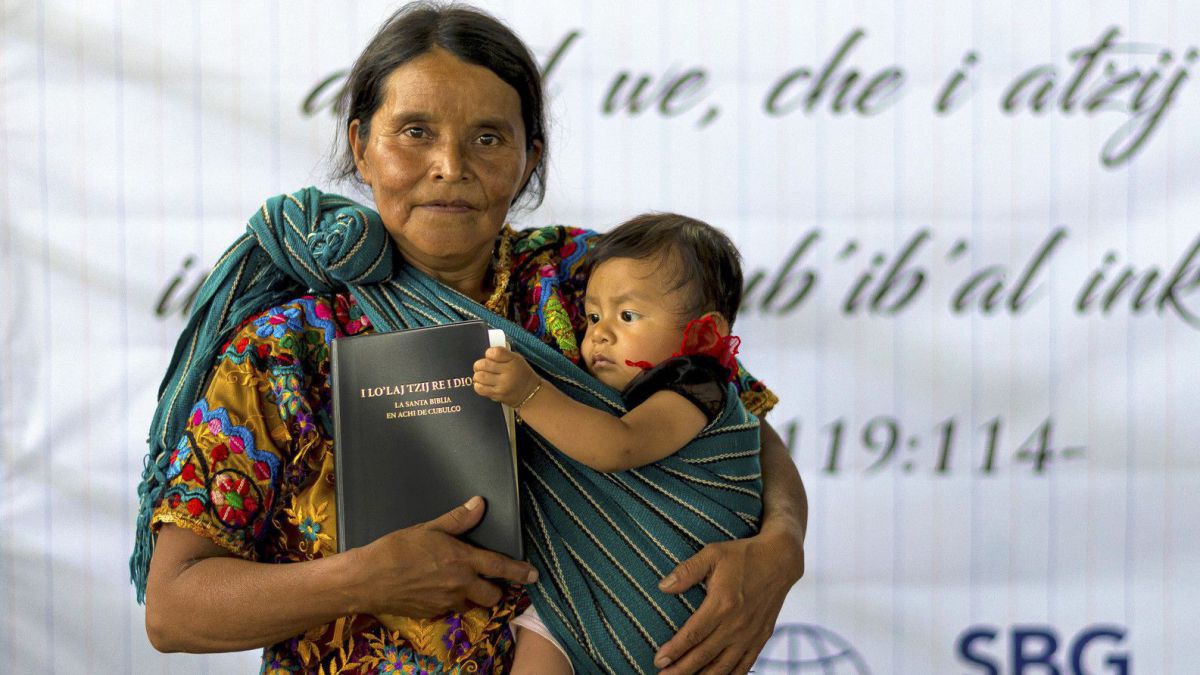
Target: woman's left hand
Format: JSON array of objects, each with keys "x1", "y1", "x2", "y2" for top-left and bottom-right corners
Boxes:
[
  {"x1": 653, "y1": 528, "x2": 804, "y2": 674},
  {"x1": 653, "y1": 418, "x2": 807, "y2": 674}
]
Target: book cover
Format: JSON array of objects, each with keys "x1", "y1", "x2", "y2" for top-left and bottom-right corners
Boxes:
[{"x1": 331, "y1": 320, "x2": 521, "y2": 559}]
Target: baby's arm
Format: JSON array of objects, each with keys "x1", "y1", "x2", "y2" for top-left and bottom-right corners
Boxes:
[{"x1": 473, "y1": 347, "x2": 706, "y2": 473}]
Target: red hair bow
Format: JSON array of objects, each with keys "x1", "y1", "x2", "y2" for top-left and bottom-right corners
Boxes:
[{"x1": 625, "y1": 315, "x2": 741, "y2": 381}]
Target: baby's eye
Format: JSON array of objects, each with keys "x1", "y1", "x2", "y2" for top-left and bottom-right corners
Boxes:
[
  {"x1": 619, "y1": 310, "x2": 640, "y2": 322},
  {"x1": 587, "y1": 313, "x2": 600, "y2": 324}
]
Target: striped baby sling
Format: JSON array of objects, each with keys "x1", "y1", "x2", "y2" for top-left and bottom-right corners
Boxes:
[{"x1": 131, "y1": 187, "x2": 763, "y2": 673}]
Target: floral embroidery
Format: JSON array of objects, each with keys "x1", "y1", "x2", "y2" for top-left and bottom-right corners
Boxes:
[
  {"x1": 284, "y1": 462, "x2": 307, "y2": 487},
  {"x1": 336, "y1": 293, "x2": 373, "y2": 335},
  {"x1": 293, "y1": 410, "x2": 315, "y2": 437},
  {"x1": 210, "y1": 470, "x2": 262, "y2": 528},
  {"x1": 271, "y1": 371, "x2": 305, "y2": 417},
  {"x1": 255, "y1": 306, "x2": 304, "y2": 339},
  {"x1": 165, "y1": 438, "x2": 191, "y2": 479},
  {"x1": 188, "y1": 400, "x2": 281, "y2": 484},
  {"x1": 375, "y1": 645, "x2": 409, "y2": 674},
  {"x1": 296, "y1": 296, "x2": 338, "y2": 346},
  {"x1": 541, "y1": 293, "x2": 578, "y2": 362},
  {"x1": 261, "y1": 653, "x2": 301, "y2": 674},
  {"x1": 442, "y1": 614, "x2": 471, "y2": 659},
  {"x1": 299, "y1": 518, "x2": 321, "y2": 541},
  {"x1": 285, "y1": 500, "x2": 333, "y2": 555},
  {"x1": 510, "y1": 226, "x2": 596, "y2": 364}
]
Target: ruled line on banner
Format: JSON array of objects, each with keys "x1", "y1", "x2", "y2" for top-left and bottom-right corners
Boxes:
[
  {"x1": 968, "y1": 0, "x2": 981, "y2": 632},
  {"x1": 76, "y1": 3, "x2": 91, "y2": 665},
  {"x1": 114, "y1": 0, "x2": 132, "y2": 671},
  {"x1": 1124, "y1": 0, "x2": 1136, "y2": 636},
  {"x1": 891, "y1": 2, "x2": 901, "y2": 669},
  {"x1": 1164, "y1": 6, "x2": 1177, "y2": 673},
  {"x1": 192, "y1": 1, "x2": 203, "y2": 269},
  {"x1": 0, "y1": 0, "x2": 12, "y2": 668},
  {"x1": 36, "y1": 0, "x2": 55, "y2": 663}
]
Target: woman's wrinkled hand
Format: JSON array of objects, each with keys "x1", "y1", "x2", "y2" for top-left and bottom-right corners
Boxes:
[
  {"x1": 653, "y1": 529, "x2": 804, "y2": 674},
  {"x1": 473, "y1": 346, "x2": 541, "y2": 408},
  {"x1": 346, "y1": 496, "x2": 538, "y2": 618}
]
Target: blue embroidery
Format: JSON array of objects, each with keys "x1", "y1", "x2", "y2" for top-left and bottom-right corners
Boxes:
[{"x1": 190, "y1": 400, "x2": 282, "y2": 485}]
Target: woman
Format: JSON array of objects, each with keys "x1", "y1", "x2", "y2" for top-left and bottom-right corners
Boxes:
[{"x1": 136, "y1": 4, "x2": 806, "y2": 673}]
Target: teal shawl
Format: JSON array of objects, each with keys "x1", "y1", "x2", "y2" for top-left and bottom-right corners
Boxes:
[{"x1": 132, "y1": 187, "x2": 762, "y2": 674}]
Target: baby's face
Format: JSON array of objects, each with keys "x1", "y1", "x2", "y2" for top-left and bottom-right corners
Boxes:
[{"x1": 581, "y1": 257, "x2": 688, "y2": 391}]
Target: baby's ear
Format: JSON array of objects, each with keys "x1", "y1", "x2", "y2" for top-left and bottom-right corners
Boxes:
[{"x1": 699, "y1": 311, "x2": 731, "y2": 336}]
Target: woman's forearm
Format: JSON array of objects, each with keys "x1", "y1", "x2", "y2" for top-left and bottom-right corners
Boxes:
[
  {"x1": 145, "y1": 526, "x2": 362, "y2": 653},
  {"x1": 757, "y1": 420, "x2": 808, "y2": 560},
  {"x1": 146, "y1": 500, "x2": 537, "y2": 654}
]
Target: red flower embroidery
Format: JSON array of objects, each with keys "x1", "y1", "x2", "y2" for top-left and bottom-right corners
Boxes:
[
  {"x1": 334, "y1": 294, "x2": 371, "y2": 334},
  {"x1": 234, "y1": 336, "x2": 249, "y2": 354},
  {"x1": 186, "y1": 498, "x2": 205, "y2": 517},
  {"x1": 181, "y1": 464, "x2": 197, "y2": 482},
  {"x1": 211, "y1": 473, "x2": 259, "y2": 527},
  {"x1": 211, "y1": 443, "x2": 229, "y2": 463}
]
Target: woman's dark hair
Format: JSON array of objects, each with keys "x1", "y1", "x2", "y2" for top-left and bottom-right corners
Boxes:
[
  {"x1": 589, "y1": 213, "x2": 745, "y2": 326},
  {"x1": 334, "y1": 2, "x2": 548, "y2": 208}
]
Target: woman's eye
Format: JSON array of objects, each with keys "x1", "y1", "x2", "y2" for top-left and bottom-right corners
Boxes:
[
  {"x1": 402, "y1": 127, "x2": 428, "y2": 139},
  {"x1": 620, "y1": 310, "x2": 639, "y2": 322},
  {"x1": 477, "y1": 133, "x2": 500, "y2": 146}
]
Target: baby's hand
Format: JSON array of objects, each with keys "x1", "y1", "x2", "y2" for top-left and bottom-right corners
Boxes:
[{"x1": 473, "y1": 347, "x2": 541, "y2": 408}]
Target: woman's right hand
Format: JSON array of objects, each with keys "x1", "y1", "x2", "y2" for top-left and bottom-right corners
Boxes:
[
  {"x1": 145, "y1": 495, "x2": 536, "y2": 653},
  {"x1": 347, "y1": 495, "x2": 539, "y2": 618}
]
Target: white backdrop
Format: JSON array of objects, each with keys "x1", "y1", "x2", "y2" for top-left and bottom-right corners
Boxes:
[{"x1": 2, "y1": 1, "x2": 1197, "y2": 672}]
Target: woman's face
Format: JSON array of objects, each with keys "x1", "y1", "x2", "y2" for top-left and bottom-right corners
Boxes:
[{"x1": 350, "y1": 47, "x2": 541, "y2": 277}]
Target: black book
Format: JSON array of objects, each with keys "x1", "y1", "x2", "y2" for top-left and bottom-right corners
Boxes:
[{"x1": 331, "y1": 320, "x2": 521, "y2": 559}]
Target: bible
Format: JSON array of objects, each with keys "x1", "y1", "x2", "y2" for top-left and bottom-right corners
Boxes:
[{"x1": 331, "y1": 320, "x2": 521, "y2": 559}]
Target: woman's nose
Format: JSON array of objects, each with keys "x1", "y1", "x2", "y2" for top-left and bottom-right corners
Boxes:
[{"x1": 430, "y1": 140, "x2": 469, "y2": 182}]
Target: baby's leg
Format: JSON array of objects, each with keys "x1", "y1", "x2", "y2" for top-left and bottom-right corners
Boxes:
[{"x1": 510, "y1": 627, "x2": 572, "y2": 675}]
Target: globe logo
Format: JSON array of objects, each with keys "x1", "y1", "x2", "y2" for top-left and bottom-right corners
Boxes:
[{"x1": 754, "y1": 623, "x2": 872, "y2": 674}]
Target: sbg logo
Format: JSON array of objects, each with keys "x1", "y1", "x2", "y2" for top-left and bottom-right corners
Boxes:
[
  {"x1": 755, "y1": 623, "x2": 871, "y2": 674},
  {"x1": 957, "y1": 624, "x2": 1130, "y2": 674}
]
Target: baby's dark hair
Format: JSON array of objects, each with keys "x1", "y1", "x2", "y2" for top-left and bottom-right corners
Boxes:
[{"x1": 588, "y1": 213, "x2": 744, "y2": 325}]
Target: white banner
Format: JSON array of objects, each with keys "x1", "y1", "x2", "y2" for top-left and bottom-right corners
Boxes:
[{"x1": 1, "y1": 1, "x2": 1197, "y2": 672}]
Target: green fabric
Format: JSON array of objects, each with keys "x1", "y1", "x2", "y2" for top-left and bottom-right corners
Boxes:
[
  {"x1": 132, "y1": 189, "x2": 393, "y2": 602},
  {"x1": 131, "y1": 187, "x2": 762, "y2": 674}
]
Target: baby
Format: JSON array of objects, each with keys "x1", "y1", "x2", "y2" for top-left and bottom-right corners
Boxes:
[{"x1": 473, "y1": 213, "x2": 759, "y2": 674}]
